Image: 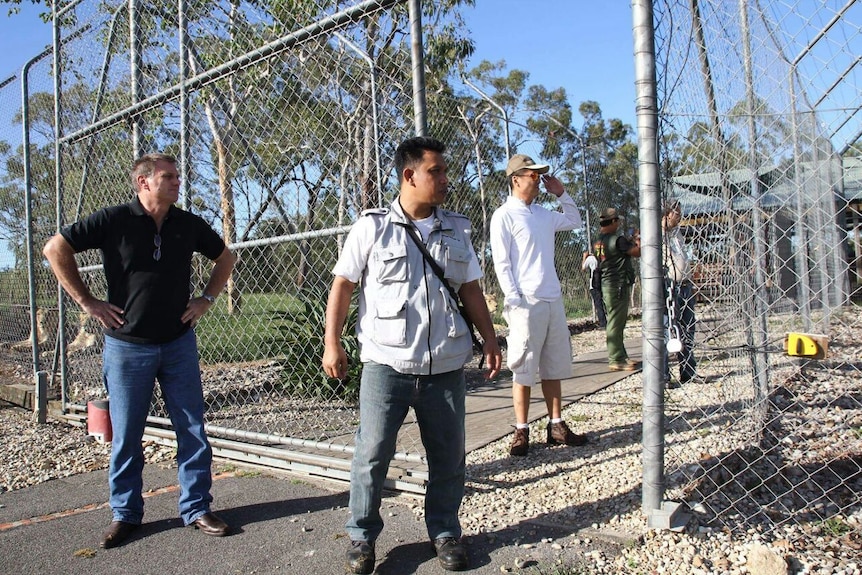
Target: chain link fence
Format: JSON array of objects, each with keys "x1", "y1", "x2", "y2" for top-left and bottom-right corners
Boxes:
[
  {"x1": 426, "y1": 91, "x2": 641, "y2": 322},
  {"x1": 0, "y1": 72, "x2": 29, "y2": 349},
  {"x1": 0, "y1": 0, "x2": 859, "y2": 540},
  {"x1": 652, "y1": 0, "x2": 861, "y2": 542},
  {"x1": 0, "y1": 43, "x2": 57, "y2": 375}
]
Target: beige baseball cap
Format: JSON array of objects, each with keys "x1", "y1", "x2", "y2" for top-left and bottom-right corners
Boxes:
[
  {"x1": 505, "y1": 154, "x2": 550, "y2": 177},
  {"x1": 600, "y1": 207, "x2": 619, "y2": 220}
]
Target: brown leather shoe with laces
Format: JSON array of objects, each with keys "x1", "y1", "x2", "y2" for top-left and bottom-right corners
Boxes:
[
  {"x1": 609, "y1": 362, "x2": 637, "y2": 371},
  {"x1": 509, "y1": 427, "x2": 529, "y2": 456},
  {"x1": 547, "y1": 421, "x2": 588, "y2": 446}
]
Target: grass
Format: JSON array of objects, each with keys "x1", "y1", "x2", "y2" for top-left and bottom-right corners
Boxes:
[
  {"x1": 196, "y1": 292, "x2": 304, "y2": 364},
  {"x1": 820, "y1": 517, "x2": 853, "y2": 537},
  {"x1": 196, "y1": 290, "x2": 596, "y2": 366}
]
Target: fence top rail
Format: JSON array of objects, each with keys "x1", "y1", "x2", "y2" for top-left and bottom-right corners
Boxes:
[
  {"x1": 58, "y1": 0, "x2": 401, "y2": 146},
  {"x1": 74, "y1": 224, "x2": 354, "y2": 274}
]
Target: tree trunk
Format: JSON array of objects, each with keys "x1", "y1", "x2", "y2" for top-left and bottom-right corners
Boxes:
[{"x1": 216, "y1": 138, "x2": 242, "y2": 314}]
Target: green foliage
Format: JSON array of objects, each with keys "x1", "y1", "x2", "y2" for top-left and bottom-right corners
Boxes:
[
  {"x1": 197, "y1": 289, "x2": 361, "y2": 401},
  {"x1": 196, "y1": 293, "x2": 299, "y2": 363},
  {"x1": 820, "y1": 517, "x2": 853, "y2": 537},
  {"x1": 279, "y1": 285, "x2": 362, "y2": 401}
]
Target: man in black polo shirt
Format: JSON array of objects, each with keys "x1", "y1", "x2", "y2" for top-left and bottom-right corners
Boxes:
[{"x1": 43, "y1": 153, "x2": 236, "y2": 549}]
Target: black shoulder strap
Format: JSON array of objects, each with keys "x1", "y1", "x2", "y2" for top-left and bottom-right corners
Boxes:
[{"x1": 404, "y1": 226, "x2": 485, "y2": 357}]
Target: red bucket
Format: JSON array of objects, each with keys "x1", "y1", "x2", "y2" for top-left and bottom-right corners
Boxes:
[{"x1": 87, "y1": 399, "x2": 112, "y2": 443}]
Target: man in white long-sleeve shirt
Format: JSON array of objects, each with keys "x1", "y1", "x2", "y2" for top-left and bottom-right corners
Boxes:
[{"x1": 490, "y1": 154, "x2": 589, "y2": 457}]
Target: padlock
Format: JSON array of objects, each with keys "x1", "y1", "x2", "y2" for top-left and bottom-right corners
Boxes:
[{"x1": 667, "y1": 324, "x2": 683, "y2": 353}]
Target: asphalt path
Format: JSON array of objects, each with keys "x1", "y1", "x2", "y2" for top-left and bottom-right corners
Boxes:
[{"x1": 0, "y1": 464, "x2": 620, "y2": 574}]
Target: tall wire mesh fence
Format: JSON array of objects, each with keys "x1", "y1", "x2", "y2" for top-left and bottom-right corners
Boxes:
[
  {"x1": 0, "y1": 0, "x2": 858, "y2": 540},
  {"x1": 0, "y1": 43, "x2": 57, "y2": 374},
  {"x1": 0, "y1": 73, "x2": 29, "y2": 348},
  {"x1": 652, "y1": 0, "x2": 861, "y2": 541}
]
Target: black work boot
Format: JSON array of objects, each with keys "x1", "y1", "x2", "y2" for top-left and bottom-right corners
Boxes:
[
  {"x1": 346, "y1": 540, "x2": 375, "y2": 574},
  {"x1": 432, "y1": 537, "x2": 469, "y2": 571}
]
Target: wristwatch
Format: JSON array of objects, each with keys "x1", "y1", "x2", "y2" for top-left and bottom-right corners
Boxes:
[{"x1": 201, "y1": 294, "x2": 216, "y2": 304}]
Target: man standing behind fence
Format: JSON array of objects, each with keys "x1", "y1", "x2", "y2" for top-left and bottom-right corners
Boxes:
[
  {"x1": 662, "y1": 200, "x2": 702, "y2": 386},
  {"x1": 43, "y1": 153, "x2": 236, "y2": 549},
  {"x1": 490, "y1": 154, "x2": 588, "y2": 457},
  {"x1": 322, "y1": 136, "x2": 501, "y2": 573},
  {"x1": 597, "y1": 207, "x2": 640, "y2": 371}
]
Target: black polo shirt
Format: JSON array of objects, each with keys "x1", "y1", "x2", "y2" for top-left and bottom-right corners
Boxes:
[{"x1": 60, "y1": 197, "x2": 226, "y2": 344}]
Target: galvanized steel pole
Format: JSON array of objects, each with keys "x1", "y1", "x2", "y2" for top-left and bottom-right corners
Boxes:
[
  {"x1": 632, "y1": 0, "x2": 667, "y2": 518},
  {"x1": 52, "y1": 0, "x2": 69, "y2": 408},
  {"x1": 130, "y1": 0, "x2": 144, "y2": 156},
  {"x1": 179, "y1": 0, "x2": 191, "y2": 210},
  {"x1": 408, "y1": 0, "x2": 427, "y2": 136}
]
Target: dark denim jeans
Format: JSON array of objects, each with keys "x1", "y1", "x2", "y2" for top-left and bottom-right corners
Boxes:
[
  {"x1": 346, "y1": 361, "x2": 466, "y2": 543},
  {"x1": 664, "y1": 281, "x2": 698, "y2": 381},
  {"x1": 103, "y1": 330, "x2": 213, "y2": 525}
]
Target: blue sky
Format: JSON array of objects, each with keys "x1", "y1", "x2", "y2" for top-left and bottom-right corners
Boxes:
[
  {"x1": 0, "y1": 1, "x2": 637, "y2": 269},
  {"x1": 0, "y1": 1, "x2": 637, "y2": 126},
  {"x1": 462, "y1": 1, "x2": 637, "y2": 128},
  {"x1": 1, "y1": 2, "x2": 52, "y2": 71}
]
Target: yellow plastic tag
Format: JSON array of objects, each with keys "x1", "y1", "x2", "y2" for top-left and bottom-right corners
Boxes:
[{"x1": 785, "y1": 332, "x2": 828, "y2": 359}]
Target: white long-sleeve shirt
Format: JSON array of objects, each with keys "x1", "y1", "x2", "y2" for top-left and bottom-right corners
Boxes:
[
  {"x1": 663, "y1": 225, "x2": 691, "y2": 283},
  {"x1": 490, "y1": 192, "x2": 583, "y2": 307}
]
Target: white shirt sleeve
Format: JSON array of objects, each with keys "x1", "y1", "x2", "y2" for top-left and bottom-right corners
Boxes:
[
  {"x1": 552, "y1": 192, "x2": 584, "y2": 232},
  {"x1": 490, "y1": 209, "x2": 523, "y2": 307},
  {"x1": 331, "y1": 218, "x2": 375, "y2": 282}
]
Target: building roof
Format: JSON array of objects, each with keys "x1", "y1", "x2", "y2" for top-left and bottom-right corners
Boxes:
[{"x1": 669, "y1": 156, "x2": 862, "y2": 216}]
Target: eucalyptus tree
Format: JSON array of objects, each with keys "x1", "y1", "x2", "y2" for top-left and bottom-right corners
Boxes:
[{"x1": 523, "y1": 95, "x2": 638, "y2": 236}]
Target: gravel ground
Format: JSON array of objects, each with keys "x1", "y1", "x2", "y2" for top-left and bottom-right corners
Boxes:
[{"x1": 2, "y1": 315, "x2": 861, "y2": 574}]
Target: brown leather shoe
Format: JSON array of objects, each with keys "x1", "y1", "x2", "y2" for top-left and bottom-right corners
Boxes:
[
  {"x1": 609, "y1": 362, "x2": 637, "y2": 371},
  {"x1": 99, "y1": 520, "x2": 140, "y2": 549},
  {"x1": 509, "y1": 427, "x2": 529, "y2": 456},
  {"x1": 191, "y1": 512, "x2": 230, "y2": 536},
  {"x1": 547, "y1": 421, "x2": 588, "y2": 446}
]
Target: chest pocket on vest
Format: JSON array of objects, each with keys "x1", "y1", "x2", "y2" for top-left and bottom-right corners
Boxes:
[
  {"x1": 375, "y1": 245, "x2": 408, "y2": 283},
  {"x1": 442, "y1": 244, "x2": 471, "y2": 285}
]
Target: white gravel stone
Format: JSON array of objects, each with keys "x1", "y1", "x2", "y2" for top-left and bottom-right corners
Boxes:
[{"x1": 2, "y1": 316, "x2": 860, "y2": 574}]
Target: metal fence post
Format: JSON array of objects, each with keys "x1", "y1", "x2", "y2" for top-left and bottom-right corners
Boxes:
[
  {"x1": 408, "y1": 0, "x2": 427, "y2": 136},
  {"x1": 35, "y1": 370, "x2": 48, "y2": 423},
  {"x1": 633, "y1": 0, "x2": 687, "y2": 529}
]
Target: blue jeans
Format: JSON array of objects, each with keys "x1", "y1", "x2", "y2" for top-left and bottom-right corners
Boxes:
[
  {"x1": 664, "y1": 281, "x2": 698, "y2": 381},
  {"x1": 347, "y1": 362, "x2": 466, "y2": 543},
  {"x1": 103, "y1": 330, "x2": 213, "y2": 525}
]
